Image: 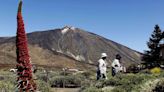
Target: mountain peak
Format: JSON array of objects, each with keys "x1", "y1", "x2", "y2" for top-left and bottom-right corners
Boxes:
[
  {"x1": 0, "y1": 27, "x2": 142, "y2": 67},
  {"x1": 61, "y1": 26, "x2": 76, "y2": 34}
]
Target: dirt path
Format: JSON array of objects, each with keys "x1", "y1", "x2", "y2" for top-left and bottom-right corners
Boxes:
[
  {"x1": 102, "y1": 86, "x2": 115, "y2": 92},
  {"x1": 51, "y1": 88, "x2": 80, "y2": 92}
]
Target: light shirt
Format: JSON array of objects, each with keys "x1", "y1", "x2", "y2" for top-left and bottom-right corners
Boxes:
[
  {"x1": 112, "y1": 59, "x2": 121, "y2": 68},
  {"x1": 98, "y1": 59, "x2": 107, "y2": 74},
  {"x1": 112, "y1": 59, "x2": 122, "y2": 73}
]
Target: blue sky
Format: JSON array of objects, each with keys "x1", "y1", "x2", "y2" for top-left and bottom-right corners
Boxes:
[{"x1": 0, "y1": 0, "x2": 164, "y2": 52}]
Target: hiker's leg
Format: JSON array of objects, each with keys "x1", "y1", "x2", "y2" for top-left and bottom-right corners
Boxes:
[
  {"x1": 104, "y1": 72, "x2": 108, "y2": 79},
  {"x1": 112, "y1": 67, "x2": 116, "y2": 77},
  {"x1": 97, "y1": 70, "x2": 101, "y2": 80},
  {"x1": 102, "y1": 74, "x2": 105, "y2": 78},
  {"x1": 102, "y1": 73, "x2": 107, "y2": 79}
]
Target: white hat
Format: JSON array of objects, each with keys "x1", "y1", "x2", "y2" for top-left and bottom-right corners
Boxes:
[{"x1": 101, "y1": 53, "x2": 107, "y2": 58}]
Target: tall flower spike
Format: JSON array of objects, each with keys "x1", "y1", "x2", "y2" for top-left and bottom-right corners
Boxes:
[
  {"x1": 16, "y1": 0, "x2": 37, "y2": 91},
  {"x1": 18, "y1": 0, "x2": 22, "y2": 13}
]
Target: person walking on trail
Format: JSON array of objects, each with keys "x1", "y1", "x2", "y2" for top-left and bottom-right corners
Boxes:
[
  {"x1": 112, "y1": 54, "x2": 122, "y2": 77},
  {"x1": 97, "y1": 53, "x2": 108, "y2": 80}
]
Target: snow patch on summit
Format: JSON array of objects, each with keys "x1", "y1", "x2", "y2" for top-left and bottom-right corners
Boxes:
[
  {"x1": 61, "y1": 26, "x2": 76, "y2": 34},
  {"x1": 61, "y1": 27, "x2": 69, "y2": 34}
]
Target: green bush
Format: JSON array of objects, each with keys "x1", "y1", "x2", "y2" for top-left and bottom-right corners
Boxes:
[
  {"x1": 94, "y1": 81, "x2": 104, "y2": 88},
  {"x1": 59, "y1": 71, "x2": 72, "y2": 76},
  {"x1": 159, "y1": 70, "x2": 164, "y2": 77},
  {"x1": 111, "y1": 87, "x2": 126, "y2": 92},
  {"x1": 80, "y1": 79, "x2": 93, "y2": 91},
  {"x1": 36, "y1": 73, "x2": 49, "y2": 82},
  {"x1": 36, "y1": 80, "x2": 52, "y2": 92},
  {"x1": 36, "y1": 70, "x2": 59, "y2": 83},
  {"x1": 103, "y1": 77, "x2": 121, "y2": 86},
  {"x1": 50, "y1": 75, "x2": 81, "y2": 88},
  {"x1": 81, "y1": 71, "x2": 93, "y2": 79},
  {"x1": 103, "y1": 73, "x2": 155, "y2": 92}
]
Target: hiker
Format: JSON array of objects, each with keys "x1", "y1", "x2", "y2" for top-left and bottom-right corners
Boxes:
[
  {"x1": 97, "y1": 53, "x2": 108, "y2": 80},
  {"x1": 112, "y1": 54, "x2": 122, "y2": 76}
]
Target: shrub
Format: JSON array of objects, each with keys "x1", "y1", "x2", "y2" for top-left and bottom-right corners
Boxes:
[
  {"x1": 103, "y1": 77, "x2": 121, "y2": 86},
  {"x1": 59, "y1": 71, "x2": 72, "y2": 76},
  {"x1": 139, "y1": 69, "x2": 151, "y2": 74},
  {"x1": 126, "y1": 64, "x2": 140, "y2": 73},
  {"x1": 0, "y1": 76, "x2": 4, "y2": 81},
  {"x1": 36, "y1": 73, "x2": 49, "y2": 82},
  {"x1": 80, "y1": 79, "x2": 93, "y2": 91},
  {"x1": 111, "y1": 87, "x2": 126, "y2": 92},
  {"x1": 36, "y1": 80, "x2": 51, "y2": 92},
  {"x1": 81, "y1": 71, "x2": 93, "y2": 79},
  {"x1": 94, "y1": 81, "x2": 104, "y2": 88},
  {"x1": 150, "y1": 67, "x2": 161, "y2": 74},
  {"x1": 36, "y1": 70, "x2": 60, "y2": 83},
  {"x1": 50, "y1": 75, "x2": 81, "y2": 88},
  {"x1": 103, "y1": 73, "x2": 154, "y2": 92},
  {"x1": 153, "y1": 79, "x2": 164, "y2": 92},
  {"x1": 159, "y1": 70, "x2": 164, "y2": 77},
  {"x1": 104, "y1": 74, "x2": 139, "y2": 86}
]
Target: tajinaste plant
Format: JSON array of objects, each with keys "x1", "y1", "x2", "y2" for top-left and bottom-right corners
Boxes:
[{"x1": 16, "y1": 1, "x2": 36, "y2": 92}]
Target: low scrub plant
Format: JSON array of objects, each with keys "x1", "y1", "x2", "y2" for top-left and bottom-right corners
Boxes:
[
  {"x1": 153, "y1": 79, "x2": 164, "y2": 92},
  {"x1": 36, "y1": 80, "x2": 52, "y2": 92},
  {"x1": 50, "y1": 75, "x2": 81, "y2": 88},
  {"x1": 150, "y1": 67, "x2": 161, "y2": 74}
]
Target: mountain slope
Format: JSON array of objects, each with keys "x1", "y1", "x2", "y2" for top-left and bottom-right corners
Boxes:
[{"x1": 0, "y1": 26, "x2": 142, "y2": 68}]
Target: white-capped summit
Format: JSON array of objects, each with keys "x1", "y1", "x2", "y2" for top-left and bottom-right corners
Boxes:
[{"x1": 61, "y1": 26, "x2": 76, "y2": 34}]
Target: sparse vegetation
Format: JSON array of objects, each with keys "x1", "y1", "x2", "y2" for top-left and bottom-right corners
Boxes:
[
  {"x1": 79, "y1": 69, "x2": 164, "y2": 92},
  {"x1": 1, "y1": 68, "x2": 164, "y2": 92}
]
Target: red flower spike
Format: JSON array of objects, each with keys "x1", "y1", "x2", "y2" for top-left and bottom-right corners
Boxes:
[{"x1": 16, "y1": 1, "x2": 37, "y2": 91}]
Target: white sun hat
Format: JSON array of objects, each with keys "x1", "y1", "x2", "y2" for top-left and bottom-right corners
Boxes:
[{"x1": 101, "y1": 53, "x2": 107, "y2": 58}]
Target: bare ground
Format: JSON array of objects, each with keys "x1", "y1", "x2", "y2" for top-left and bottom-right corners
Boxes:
[{"x1": 51, "y1": 88, "x2": 80, "y2": 92}]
